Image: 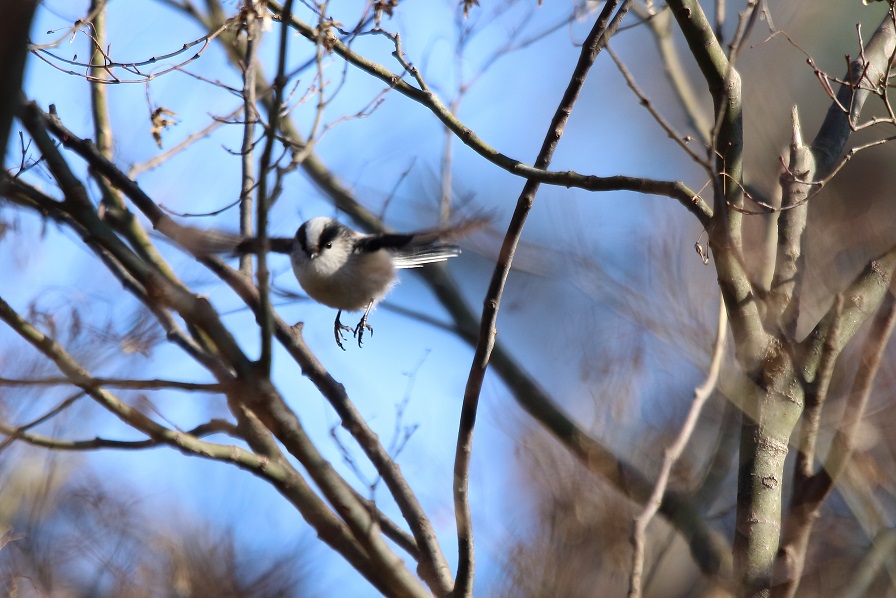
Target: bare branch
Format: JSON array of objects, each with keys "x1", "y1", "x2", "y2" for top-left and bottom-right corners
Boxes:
[
  {"x1": 30, "y1": 17, "x2": 234, "y2": 84},
  {"x1": 0, "y1": 418, "x2": 241, "y2": 452},
  {"x1": 201, "y1": 255, "x2": 454, "y2": 594},
  {"x1": 767, "y1": 106, "x2": 812, "y2": 337},
  {"x1": 0, "y1": 293, "x2": 401, "y2": 593},
  {"x1": 0, "y1": 376, "x2": 223, "y2": 392},
  {"x1": 607, "y1": 45, "x2": 712, "y2": 170},
  {"x1": 269, "y1": 1, "x2": 713, "y2": 227},
  {"x1": 775, "y1": 291, "x2": 896, "y2": 597},
  {"x1": 794, "y1": 297, "x2": 842, "y2": 482},
  {"x1": 128, "y1": 105, "x2": 241, "y2": 178},
  {"x1": 628, "y1": 294, "x2": 727, "y2": 598},
  {"x1": 453, "y1": 3, "x2": 634, "y2": 595}
]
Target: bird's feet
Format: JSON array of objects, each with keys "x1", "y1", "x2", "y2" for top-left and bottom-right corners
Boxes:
[
  {"x1": 353, "y1": 314, "x2": 373, "y2": 347},
  {"x1": 333, "y1": 311, "x2": 353, "y2": 351}
]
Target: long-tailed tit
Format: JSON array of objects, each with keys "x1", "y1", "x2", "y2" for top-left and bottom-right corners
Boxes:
[{"x1": 230, "y1": 217, "x2": 480, "y2": 350}]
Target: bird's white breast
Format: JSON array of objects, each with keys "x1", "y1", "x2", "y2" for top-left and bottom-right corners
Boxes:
[{"x1": 291, "y1": 247, "x2": 397, "y2": 312}]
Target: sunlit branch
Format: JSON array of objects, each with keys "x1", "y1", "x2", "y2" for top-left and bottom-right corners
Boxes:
[
  {"x1": 768, "y1": 106, "x2": 811, "y2": 338},
  {"x1": 775, "y1": 291, "x2": 896, "y2": 597}
]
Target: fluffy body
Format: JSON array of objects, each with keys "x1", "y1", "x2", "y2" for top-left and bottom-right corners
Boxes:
[
  {"x1": 292, "y1": 234, "x2": 397, "y2": 311},
  {"x1": 202, "y1": 216, "x2": 473, "y2": 348},
  {"x1": 289, "y1": 217, "x2": 460, "y2": 313}
]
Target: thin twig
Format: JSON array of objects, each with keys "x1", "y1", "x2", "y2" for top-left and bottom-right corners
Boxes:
[
  {"x1": 129, "y1": 105, "x2": 241, "y2": 177},
  {"x1": 0, "y1": 418, "x2": 240, "y2": 452},
  {"x1": 269, "y1": 1, "x2": 713, "y2": 227},
  {"x1": 607, "y1": 45, "x2": 711, "y2": 170},
  {"x1": 0, "y1": 376, "x2": 223, "y2": 391},
  {"x1": 31, "y1": 18, "x2": 234, "y2": 84},
  {"x1": 254, "y1": 0, "x2": 294, "y2": 373},
  {"x1": 453, "y1": 3, "x2": 634, "y2": 596},
  {"x1": 631, "y1": 5, "x2": 712, "y2": 143},
  {"x1": 628, "y1": 294, "x2": 727, "y2": 598}
]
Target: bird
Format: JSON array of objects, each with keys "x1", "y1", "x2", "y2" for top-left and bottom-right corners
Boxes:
[{"x1": 224, "y1": 217, "x2": 481, "y2": 350}]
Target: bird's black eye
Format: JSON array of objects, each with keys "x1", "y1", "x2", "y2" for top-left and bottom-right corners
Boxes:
[{"x1": 318, "y1": 222, "x2": 341, "y2": 253}]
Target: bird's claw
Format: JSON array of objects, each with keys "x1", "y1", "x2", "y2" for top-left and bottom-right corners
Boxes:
[
  {"x1": 334, "y1": 312, "x2": 352, "y2": 351},
  {"x1": 353, "y1": 316, "x2": 373, "y2": 347}
]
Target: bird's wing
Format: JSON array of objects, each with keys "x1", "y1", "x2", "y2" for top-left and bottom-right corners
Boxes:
[
  {"x1": 391, "y1": 245, "x2": 461, "y2": 269},
  {"x1": 353, "y1": 216, "x2": 490, "y2": 253},
  {"x1": 353, "y1": 232, "x2": 417, "y2": 253}
]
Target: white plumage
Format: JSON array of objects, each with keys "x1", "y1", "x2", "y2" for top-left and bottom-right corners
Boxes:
[{"x1": 286, "y1": 217, "x2": 466, "y2": 349}]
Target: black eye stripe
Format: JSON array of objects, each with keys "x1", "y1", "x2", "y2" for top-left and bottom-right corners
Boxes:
[
  {"x1": 296, "y1": 223, "x2": 309, "y2": 255},
  {"x1": 318, "y1": 223, "x2": 342, "y2": 252}
]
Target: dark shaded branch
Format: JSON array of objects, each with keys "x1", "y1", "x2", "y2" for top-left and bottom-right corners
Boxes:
[
  {"x1": 452, "y1": 4, "x2": 633, "y2": 595},
  {"x1": 0, "y1": 0, "x2": 36, "y2": 167},
  {"x1": 0, "y1": 376, "x2": 223, "y2": 391},
  {"x1": 0, "y1": 418, "x2": 241, "y2": 451}
]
